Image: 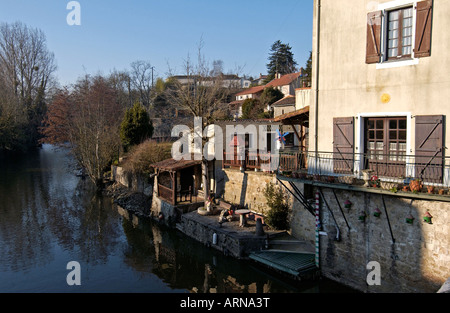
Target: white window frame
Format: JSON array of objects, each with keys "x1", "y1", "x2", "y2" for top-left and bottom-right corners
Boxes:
[
  {"x1": 376, "y1": 1, "x2": 419, "y2": 69},
  {"x1": 354, "y1": 112, "x2": 413, "y2": 179}
]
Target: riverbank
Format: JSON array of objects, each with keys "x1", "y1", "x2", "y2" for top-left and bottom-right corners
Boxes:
[{"x1": 104, "y1": 181, "x2": 152, "y2": 218}]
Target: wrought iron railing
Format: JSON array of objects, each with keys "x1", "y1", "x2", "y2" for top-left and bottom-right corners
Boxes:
[{"x1": 223, "y1": 149, "x2": 450, "y2": 187}]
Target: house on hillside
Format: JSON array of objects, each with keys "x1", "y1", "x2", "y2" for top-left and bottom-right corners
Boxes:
[
  {"x1": 278, "y1": 0, "x2": 450, "y2": 294},
  {"x1": 265, "y1": 71, "x2": 305, "y2": 97},
  {"x1": 229, "y1": 85, "x2": 265, "y2": 118}
]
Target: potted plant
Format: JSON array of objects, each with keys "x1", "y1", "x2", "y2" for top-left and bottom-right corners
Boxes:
[
  {"x1": 427, "y1": 186, "x2": 435, "y2": 194},
  {"x1": 409, "y1": 179, "x2": 423, "y2": 193},
  {"x1": 423, "y1": 211, "x2": 433, "y2": 224},
  {"x1": 406, "y1": 214, "x2": 415, "y2": 224},
  {"x1": 358, "y1": 211, "x2": 367, "y2": 222},
  {"x1": 439, "y1": 189, "x2": 445, "y2": 195},
  {"x1": 327, "y1": 175, "x2": 335, "y2": 183},
  {"x1": 373, "y1": 208, "x2": 382, "y2": 218},
  {"x1": 344, "y1": 199, "x2": 352, "y2": 209},
  {"x1": 369, "y1": 175, "x2": 381, "y2": 188}
]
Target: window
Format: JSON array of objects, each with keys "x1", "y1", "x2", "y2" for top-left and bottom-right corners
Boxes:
[
  {"x1": 366, "y1": 0, "x2": 433, "y2": 64},
  {"x1": 365, "y1": 117, "x2": 407, "y2": 177},
  {"x1": 386, "y1": 7, "x2": 413, "y2": 60}
]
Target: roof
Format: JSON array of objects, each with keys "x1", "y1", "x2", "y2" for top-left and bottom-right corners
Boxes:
[
  {"x1": 229, "y1": 99, "x2": 246, "y2": 107},
  {"x1": 151, "y1": 158, "x2": 202, "y2": 172},
  {"x1": 272, "y1": 95, "x2": 296, "y2": 107},
  {"x1": 235, "y1": 85, "x2": 265, "y2": 96},
  {"x1": 266, "y1": 72, "x2": 303, "y2": 88},
  {"x1": 273, "y1": 105, "x2": 310, "y2": 125}
]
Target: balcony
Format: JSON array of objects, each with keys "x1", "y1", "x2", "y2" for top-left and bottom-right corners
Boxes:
[{"x1": 223, "y1": 150, "x2": 450, "y2": 198}]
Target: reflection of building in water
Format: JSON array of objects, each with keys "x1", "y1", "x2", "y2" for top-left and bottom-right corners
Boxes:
[{"x1": 119, "y1": 208, "x2": 289, "y2": 293}]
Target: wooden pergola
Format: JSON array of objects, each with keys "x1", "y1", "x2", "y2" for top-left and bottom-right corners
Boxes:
[{"x1": 151, "y1": 158, "x2": 202, "y2": 205}]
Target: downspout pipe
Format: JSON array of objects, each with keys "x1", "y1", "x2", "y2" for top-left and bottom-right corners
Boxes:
[{"x1": 314, "y1": 0, "x2": 321, "y2": 164}]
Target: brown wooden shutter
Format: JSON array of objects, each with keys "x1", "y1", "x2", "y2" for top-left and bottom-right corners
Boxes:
[
  {"x1": 333, "y1": 117, "x2": 354, "y2": 174},
  {"x1": 366, "y1": 11, "x2": 382, "y2": 64},
  {"x1": 415, "y1": 115, "x2": 444, "y2": 182},
  {"x1": 414, "y1": 0, "x2": 433, "y2": 58}
]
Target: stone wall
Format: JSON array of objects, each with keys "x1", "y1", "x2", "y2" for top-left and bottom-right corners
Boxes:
[
  {"x1": 316, "y1": 187, "x2": 450, "y2": 293},
  {"x1": 221, "y1": 169, "x2": 276, "y2": 214},
  {"x1": 177, "y1": 212, "x2": 267, "y2": 259},
  {"x1": 111, "y1": 165, "x2": 153, "y2": 196},
  {"x1": 220, "y1": 169, "x2": 317, "y2": 244},
  {"x1": 288, "y1": 182, "x2": 317, "y2": 245}
]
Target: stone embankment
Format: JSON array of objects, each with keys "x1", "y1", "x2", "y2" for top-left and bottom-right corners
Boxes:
[{"x1": 104, "y1": 181, "x2": 152, "y2": 218}]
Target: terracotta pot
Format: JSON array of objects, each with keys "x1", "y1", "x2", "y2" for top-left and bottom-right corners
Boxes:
[
  {"x1": 427, "y1": 186, "x2": 435, "y2": 194},
  {"x1": 409, "y1": 180, "x2": 423, "y2": 193}
]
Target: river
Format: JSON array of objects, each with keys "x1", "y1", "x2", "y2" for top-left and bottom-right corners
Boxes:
[{"x1": 0, "y1": 144, "x2": 354, "y2": 293}]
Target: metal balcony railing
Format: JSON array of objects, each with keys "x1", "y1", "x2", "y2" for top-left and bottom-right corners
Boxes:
[{"x1": 223, "y1": 149, "x2": 450, "y2": 187}]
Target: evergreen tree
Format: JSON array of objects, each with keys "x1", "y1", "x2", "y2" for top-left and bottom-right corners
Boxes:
[
  {"x1": 265, "y1": 40, "x2": 298, "y2": 82},
  {"x1": 120, "y1": 102, "x2": 154, "y2": 152},
  {"x1": 304, "y1": 51, "x2": 312, "y2": 85}
]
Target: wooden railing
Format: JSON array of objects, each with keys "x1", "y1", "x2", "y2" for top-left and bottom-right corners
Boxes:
[{"x1": 158, "y1": 184, "x2": 174, "y2": 205}]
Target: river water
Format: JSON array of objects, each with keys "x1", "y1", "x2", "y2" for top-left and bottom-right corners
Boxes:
[{"x1": 0, "y1": 144, "x2": 353, "y2": 293}]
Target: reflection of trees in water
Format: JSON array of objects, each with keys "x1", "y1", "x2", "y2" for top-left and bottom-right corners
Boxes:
[
  {"x1": 0, "y1": 145, "x2": 123, "y2": 272},
  {"x1": 120, "y1": 213, "x2": 300, "y2": 293},
  {"x1": 51, "y1": 178, "x2": 122, "y2": 265},
  {"x1": 0, "y1": 149, "x2": 53, "y2": 272}
]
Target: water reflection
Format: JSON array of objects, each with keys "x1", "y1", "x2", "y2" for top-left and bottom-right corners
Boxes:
[
  {"x1": 118, "y1": 207, "x2": 322, "y2": 293},
  {"x1": 0, "y1": 145, "x2": 350, "y2": 293}
]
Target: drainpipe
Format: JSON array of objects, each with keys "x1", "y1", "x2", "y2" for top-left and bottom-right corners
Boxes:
[{"x1": 314, "y1": 0, "x2": 321, "y2": 167}]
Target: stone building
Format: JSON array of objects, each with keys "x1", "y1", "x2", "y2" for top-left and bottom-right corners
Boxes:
[{"x1": 281, "y1": 0, "x2": 450, "y2": 293}]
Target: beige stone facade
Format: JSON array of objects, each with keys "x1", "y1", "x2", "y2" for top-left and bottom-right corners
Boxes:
[
  {"x1": 300, "y1": 0, "x2": 450, "y2": 293},
  {"x1": 310, "y1": 0, "x2": 450, "y2": 153}
]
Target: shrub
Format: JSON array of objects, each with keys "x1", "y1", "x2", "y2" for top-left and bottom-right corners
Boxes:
[
  {"x1": 122, "y1": 140, "x2": 172, "y2": 176},
  {"x1": 263, "y1": 182, "x2": 290, "y2": 230}
]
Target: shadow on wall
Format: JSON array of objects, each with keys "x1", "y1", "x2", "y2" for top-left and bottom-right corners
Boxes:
[{"x1": 318, "y1": 188, "x2": 450, "y2": 293}]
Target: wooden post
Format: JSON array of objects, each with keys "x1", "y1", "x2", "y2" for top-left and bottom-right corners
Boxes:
[{"x1": 172, "y1": 171, "x2": 177, "y2": 205}]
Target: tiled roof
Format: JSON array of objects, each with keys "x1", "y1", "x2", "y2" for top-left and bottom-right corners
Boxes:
[
  {"x1": 271, "y1": 95, "x2": 296, "y2": 107},
  {"x1": 235, "y1": 85, "x2": 265, "y2": 96},
  {"x1": 151, "y1": 158, "x2": 202, "y2": 172},
  {"x1": 266, "y1": 72, "x2": 303, "y2": 88},
  {"x1": 273, "y1": 106, "x2": 310, "y2": 125},
  {"x1": 229, "y1": 99, "x2": 246, "y2": 107}
]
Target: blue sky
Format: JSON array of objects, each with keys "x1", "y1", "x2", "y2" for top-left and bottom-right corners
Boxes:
[{"x1": 0, "y1": 0, "x2": 313, "y2": 86}]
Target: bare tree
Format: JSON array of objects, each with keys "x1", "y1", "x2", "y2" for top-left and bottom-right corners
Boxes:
[
  {"x1": 0, "y1": 21, "x2": 57, "y2": 150},
  {"x1": 166, "y1": 42, "x2": 229, "y2": 201},
  {"x1": 41, "y1": 75, "x2": 123, "y2": 188},
  {"x1": 130, "y1": 60, "x2": 154, "y2": 109}
]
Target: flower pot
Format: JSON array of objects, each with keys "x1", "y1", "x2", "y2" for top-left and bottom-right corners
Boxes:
[
  {"x1": 373, "y1": 208, "x2": 382, "y2": 218},
  {"x1": 439, "y1": 189, "x2": 445, "y2": 195},
  {"x1": 427, "y1": 186, "x2": 435, "y2": 194},
  {"x1": 423, "y1": 211, "x2": 433, "y2": 224},
  {"x1": 406, "y1": 215, "x2": 415, "y2": 224},
  {"x1": 409, "y1": 180, "x2": 423, "y2": 193},
  {"x1": 358, "y1": 212, "x2": 367, "y2": 222}
]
